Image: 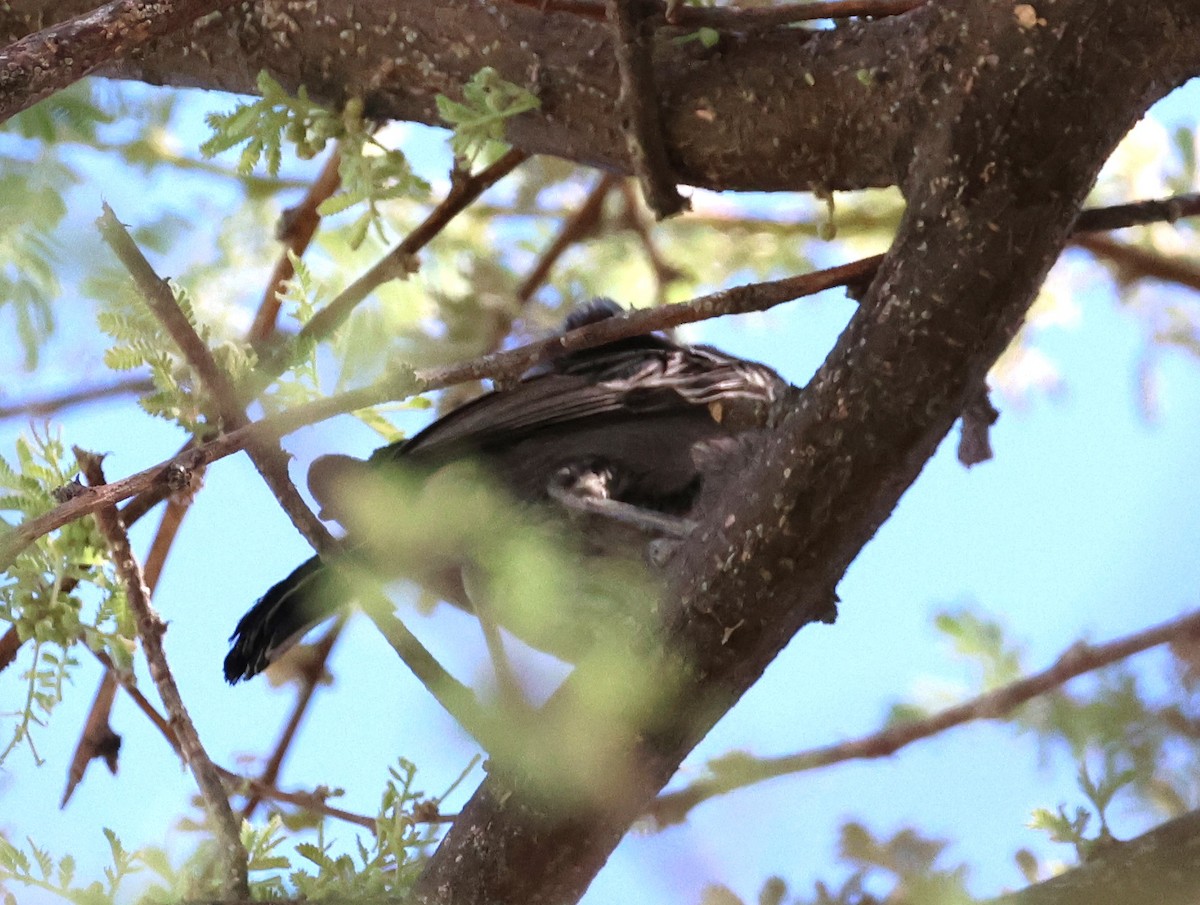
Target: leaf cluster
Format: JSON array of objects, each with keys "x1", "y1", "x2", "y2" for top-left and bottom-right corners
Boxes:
[
  {"x1": 93, "y1": 279, "x2": 257, "y2": 434},
  {"x1": 436, "y1": 66, "x2": 541, "y2": 165},
  {"x1": 0, "y1": 758, "x2": 444, "y2": 904},
  {"x1": 0, "y1": 430, "x2": 133, "y2": 765},
  {"x1": 202, "y1": 72, "x2": 430, "y2": 248}
]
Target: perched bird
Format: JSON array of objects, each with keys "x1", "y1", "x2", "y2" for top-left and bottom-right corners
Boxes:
[{"x1": 224, "y1": 300, "x2": 790, "y2": 683}]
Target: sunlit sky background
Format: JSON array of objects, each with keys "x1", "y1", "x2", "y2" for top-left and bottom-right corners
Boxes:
[{"x1": 1, "y1": 73, "x2": 1198, "y2": 905}]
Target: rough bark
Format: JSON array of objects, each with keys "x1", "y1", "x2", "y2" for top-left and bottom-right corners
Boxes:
[
  {"x1": 2, "y1": 0, "x2": 966, "y2": 192},
  {"x1": 5, "y1": 0, "x2": 1199, "y2": 903},
  {"x1": 408, "y1": 1, "x2": 1200, "y2": 903}
]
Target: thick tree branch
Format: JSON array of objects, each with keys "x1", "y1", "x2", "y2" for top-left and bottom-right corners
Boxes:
[
  {"x1": 0, "y1": 0, "x2": 927, "y2": 192},
  {"x1": 0, "y1": 0, "x2": 239, "y2": 122},
  {"x1": 409, "y1": 2, "x2": 1200, "y2": 903},
  {"x1": 990, "y1": 807, "x2": 1200, "y2": 905}
]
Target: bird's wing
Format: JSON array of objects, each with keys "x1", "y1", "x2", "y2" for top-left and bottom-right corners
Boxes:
[
  {"x1": 372, "y1": 372, "x2": 651, "y2": 466},
  {"x1": 370, "y1": 345, "x2": 783, "y2": 467}
]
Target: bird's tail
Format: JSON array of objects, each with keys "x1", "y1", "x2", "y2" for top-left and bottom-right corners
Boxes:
[{"x1": 223, "y1": 555, "x2": 344, "y2": 683}]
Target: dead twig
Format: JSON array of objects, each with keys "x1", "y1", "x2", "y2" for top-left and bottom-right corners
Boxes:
[
  {"x1": 75, "y1": 450, "x2": 248, "y2": 898},
  {"x1": 61, "y1": 672, "x2": 121, "y2": 807},
  {"x1": 238, "y1": 617, "x2": 345, "y2": 821}
]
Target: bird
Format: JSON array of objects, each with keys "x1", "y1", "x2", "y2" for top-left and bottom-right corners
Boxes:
[{"x1": 224, "y1": 299, "x2": 790, "y2": 683}]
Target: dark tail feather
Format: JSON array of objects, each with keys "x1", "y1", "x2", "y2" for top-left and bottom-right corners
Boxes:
[{"x1": 224, "y1": 556, "x2": 343, "y2": 683}]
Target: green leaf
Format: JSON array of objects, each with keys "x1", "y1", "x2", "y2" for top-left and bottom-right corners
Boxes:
[{"x1": 437, "y1": 66, "x2": 540, "y2": 163}]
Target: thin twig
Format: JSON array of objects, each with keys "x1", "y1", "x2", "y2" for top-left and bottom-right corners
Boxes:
[
  {"x1": 89, "y1": 646, "x2": 380, "y2": 831},
  {"x1": 284, "y1": 149, "x2": 529, "y2": 362},
  {"x1": 250, "y1": 146, "x2": 345, "y2": 344},
  {"x1": 239, "y1": 617, "x2": 346, "y2": 821},
  {"x1": 75, "y1": 450, "x2": 248, "y2": 897},
  {"x1": 514, "y1": 173, "x2": 619, "y2": 304},
  {"x1": 358, "y1": 598, "x2": 500, "y2": 748},
  {"x1": 617, "y1": 181, "x2": 685, "y2": 303},
  {"x1": 5, "y1": 192, "x2": 1198, "y2": 571},
  {"x1": 651, "y1": 607, "x2": 1200, "y2": 826},
  {"x1": 607, "y1": 0, "x2": 686, "y2": 219},
  {"x1": 0, "y1": 377, "x2": 153, "y2": 421},
  {"x1": 0, "y1": 0, "x2": 241, "y2": 123},
  {"x1": 1073, "y1": 233, "x2": 1200, "y2": 293},
  {"x1": 60, "y1": 493, "x2": 192, "y2": 806}
]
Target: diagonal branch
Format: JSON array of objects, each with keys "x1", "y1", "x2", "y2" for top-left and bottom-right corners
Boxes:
[
  {"x1": 1073, "y1": 233, "x2": 1200, "y2": 293},
  {"x1": 249, "y1": 145, "x2": 344, "y2": 345},
  {"x1": 0, "y1": 0, "x2": 240, "y2": 123},
  {"x1": 652, "y1": 606, "x2": 1200, "y2": 826},
  {"x1": 284, "y1": 149, "x2": 529, "y2": 363},
  {"x1": 60, "y1": 490, "x2": 193, "y2": 806},
  {"x1": 4, "y1": 189, "x2": 1199, "y2": 575},
  {"x1": 75, "y1": 450, "x2": 248, "y2": 899}
]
